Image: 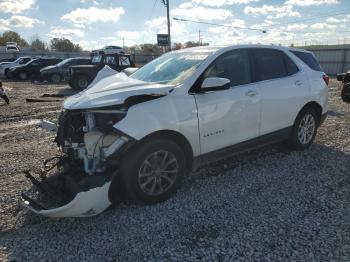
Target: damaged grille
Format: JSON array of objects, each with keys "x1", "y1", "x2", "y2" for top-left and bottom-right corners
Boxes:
[{"x1": 55, "y1": 110, "x2": 85, "y2": 147}]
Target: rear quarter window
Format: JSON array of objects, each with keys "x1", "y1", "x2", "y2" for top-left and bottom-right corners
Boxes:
[{"x1": 291, "y1": 51, "x2": 322, "y2": 72}]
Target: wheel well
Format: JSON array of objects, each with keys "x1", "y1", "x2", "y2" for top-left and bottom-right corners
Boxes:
[
  {"x1": 140, "y1": 130, "x2": 194, "y2": 171},
  {"x1": 299, "y1": 101, "x2": 323, "y2": 125}
]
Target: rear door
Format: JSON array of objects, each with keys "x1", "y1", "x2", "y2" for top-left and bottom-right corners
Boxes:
[{"x1": 251, "y1": 48, "x2": 309, "y2": 135}]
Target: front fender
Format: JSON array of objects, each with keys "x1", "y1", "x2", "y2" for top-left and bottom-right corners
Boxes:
[{"x1": 113, "y1": 92, "x2": 201, "y2": 157}]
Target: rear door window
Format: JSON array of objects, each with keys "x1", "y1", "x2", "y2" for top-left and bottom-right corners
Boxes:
[
  {"x1": 252, "y1": 49, "x2": 289, "y2": 81},
  {"x1": 291, "y1": 51, "x2": 322, "y2": 71},
  {"x1": 284, "y1": 55, "x2": 299, "y2": 76}
]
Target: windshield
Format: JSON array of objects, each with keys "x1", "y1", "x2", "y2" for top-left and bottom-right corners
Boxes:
[
  {"x1": 14, "y1": 57, "x2": 22, "y2": 63},
  {"x1": 130, "y1": 51, "x2": 212, "y2": 85},
  {"x1": 57, "y1": 58, "x2": 73, "y2": 67}
]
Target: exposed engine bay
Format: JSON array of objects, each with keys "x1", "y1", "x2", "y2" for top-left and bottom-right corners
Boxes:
[
  {"x1": 21, "y1": 87, "x2": 169, "y2": 217},
  {"x1": 22, "y1": 107, "x2": 133, "y2": 217}
]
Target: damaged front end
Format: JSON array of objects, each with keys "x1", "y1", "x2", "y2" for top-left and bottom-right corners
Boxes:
[
  {"x1": 22, "y1": 107, "x2": 133, "y2": 217},
  {"x1": 22, "y1": 70, "x2": 173, "y2": 217}
]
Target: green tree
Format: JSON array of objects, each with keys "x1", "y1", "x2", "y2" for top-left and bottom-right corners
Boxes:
[
  {"x1": 50, "y1": 38, "x2": 82, "y2": 52},
  {"x1": 30, "y1": 34, "x2": 47, "y2": 51},
  {"x1": 173, "y1": 42, "x2": 183, "y2": 50},
  {"x1": 0, "y1": 31, "x2": 29, "y2": 47}
]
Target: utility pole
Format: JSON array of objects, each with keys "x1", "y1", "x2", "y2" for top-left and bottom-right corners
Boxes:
[
  {"x1": 123, "y1": 37, "x2": 125, "y2": 48},
  {"x1": 162, "y1": 0, "x2": 171, "y2": 51},
  {"x1": 198, "y1": 30, "x2": 201, "y2": 46}
]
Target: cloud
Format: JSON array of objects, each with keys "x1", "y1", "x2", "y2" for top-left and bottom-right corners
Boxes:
[
  {"x1": 47, "y1": 27, "x2": 85, "y2": 40},
  {"x1": 145, "y1": 17, "x2": 187, "y2": 35},
  {"x1": 191, "y1": 0, "x2": 259, "y2": 7},
  {"x1": 8, "y1": 15, "x2": 42, "y2": 27},
  {"x1": 0, "y1": 0, "x2": 35, "y2": 14},
  {"x1": 171, "y1": 3, "x2": 233, "y2": 21},
  {"x1": 208, "y1": 19, "x2": 246, "y2": 34},
  {"x1": 0, "y1": 15, "x2": 42, "y2": 30},
  {"x1": 286, "y1": 23, "x2": 308, "y2": 31},
  {"x1": 285, "y1": 0, "x2": 339, "y2": 6},
  {"x1": 244, "y1": 4, "x2": 300, "y2": 19},
  {"x1": 326, "y1": 17, "x2": 348, "y2": 23},
  {"x1": 61, "y1": 6, "x2": 125, "y2": 25},
  {"x1": 0, "y1": 20, "x2": 10, "y2": 31},
  {"x1": 310, "y1": 22, "x2": 337, "y2": 30},
  {"x1": 80, "y1": 0, "x2": 101, "y2": 5}
]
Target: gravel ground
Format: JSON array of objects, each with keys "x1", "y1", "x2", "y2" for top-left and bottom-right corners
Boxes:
[{"x1": 0, "y1": 79, "x2": 350, "y2": 261}]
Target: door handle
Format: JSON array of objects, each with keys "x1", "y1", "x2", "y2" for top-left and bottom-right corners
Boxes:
[
  {"x1": 295, "y1": 80, "x2": 303, "y2": 86},
  {"x1": 246, "y1": 90, "x2": 257, "y2": 97}
]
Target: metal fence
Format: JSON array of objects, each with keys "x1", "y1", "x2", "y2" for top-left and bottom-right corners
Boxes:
[{"x1": 300, "y1": 45, "x2": 350, "y2": 75}]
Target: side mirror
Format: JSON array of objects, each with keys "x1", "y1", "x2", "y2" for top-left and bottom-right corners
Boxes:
[{"x1": 200, "y1": 77, "x2": 231, "y2": 92}]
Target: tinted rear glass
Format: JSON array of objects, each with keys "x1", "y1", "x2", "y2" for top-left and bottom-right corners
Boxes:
[
  {"x1": 252, "y1": 49, "x2": 288, "y2": 81},
  {"x1": 284, "y1": 55, "x2": 299, "y2": 75},
  {"x1": 291, "y1": 51, "x2": 322, "y2": 71}
]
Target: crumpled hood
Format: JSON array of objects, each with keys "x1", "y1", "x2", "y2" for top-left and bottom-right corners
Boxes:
[{"x1": 64, "y1": 72, "x2": 174, "y2": 110}]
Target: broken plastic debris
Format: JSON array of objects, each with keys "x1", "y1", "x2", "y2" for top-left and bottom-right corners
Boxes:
[{"x1": 41, "y1": 120, "x2": 57, "y2": 131}]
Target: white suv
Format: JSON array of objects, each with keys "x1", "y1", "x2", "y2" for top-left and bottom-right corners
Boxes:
[{"x1": 23, "y1": 45, "x2": 328, "y2": 217}]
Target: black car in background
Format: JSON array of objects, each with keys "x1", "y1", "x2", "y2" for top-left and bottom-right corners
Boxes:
[
  {"x1": 0, "y1": 58, "x2": 16, "y2": 63},
  {"x1": 40, "y1": 57, "x2": 90, "y2": 83},
  {"x1": 337, "y1": 71, "x2": 350, "y2": 103},
  {"x1": 8, "y1": 57, "x2": 62, "y2": 80},
  {"x1": 68, "y1": 51, "x2": 136, "y2": 90}
]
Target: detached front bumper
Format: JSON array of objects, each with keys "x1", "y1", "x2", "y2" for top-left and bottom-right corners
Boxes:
[{"x1": 22, "y1": 181, "x2": 111, "y2": 218}]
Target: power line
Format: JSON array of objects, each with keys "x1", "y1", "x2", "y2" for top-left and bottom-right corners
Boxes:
[
  {"x1": 267, "y1": 9, "x2": 350, "y2": 28},
  {"x1": 173, "y1": 17, "x2": 267, "y2": 33}
]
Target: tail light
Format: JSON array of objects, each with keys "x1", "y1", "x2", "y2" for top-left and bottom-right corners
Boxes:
[{"x1": 323, "y1": 74, "x2": 329, "y2": 86}]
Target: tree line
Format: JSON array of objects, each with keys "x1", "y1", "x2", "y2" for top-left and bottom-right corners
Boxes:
[
  {"x1": 0, "y1": 31, "x2": 82, "y2": 52},
  {"x1": 0, "y1": 30, "x2": 209, "y2": 54}
]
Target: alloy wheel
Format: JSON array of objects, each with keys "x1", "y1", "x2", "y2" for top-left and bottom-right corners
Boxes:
[
  {"x1": 138, "y1": 150, "x2": 179, "y2": 196},
  {"x1": 297, "y1": 114, "x2": 316, "y2": 144}
]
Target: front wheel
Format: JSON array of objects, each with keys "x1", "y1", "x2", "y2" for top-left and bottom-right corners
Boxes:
[
  {"x1": 119, "y1": 138, "x2": 186, "y2": 205},
  {"x1": 73, "y1": 75, "x2": 91, "y2": 90},
  {"x1": 289, "y1": 108, "x2": 319, "y2": 150}
]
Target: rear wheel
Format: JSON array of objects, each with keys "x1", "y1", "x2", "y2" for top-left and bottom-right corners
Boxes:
[
  {"x1": 50, "y1": 73, "x2": 61, "y2": 83},
  {"x1": 118, "y1": 138, "x2": 186, "y2": 205},
  {"x1": 289, "y1": 108, "x2": 319, "y2": 150},
  {"x1": 73, "y1": 75, "x2": 91, "y2": 90}
]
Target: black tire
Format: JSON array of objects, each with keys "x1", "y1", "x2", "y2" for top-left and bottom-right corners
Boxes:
[
  {"x1": 50, "y1": 73, "x2": 61, "y2": 83},
  {"x1": 73, "y1": 75, "x2": 91, "y2": 90},
  {"x1": 4, "y1": 69, "x2": 9, "y2": 78},
  {"x1": 18, "y1": 71, "x2": 28, "y2": 80},
  {"x1": 118, "y1": 137, "x2": 186, "y2": 205},
  {"x1": 289, "y1": 108, "x2": 319, "y2": 150},
  {"x1": 341, "y1": 83, "x2": 350, "y2": 103}
]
